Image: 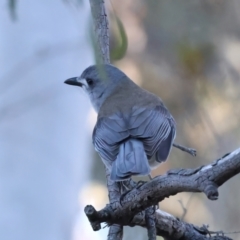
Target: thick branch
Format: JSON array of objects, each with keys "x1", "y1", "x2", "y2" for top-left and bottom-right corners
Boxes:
[
  {"x1": 85, "y1": 207, "x2": 232, "y2": 240},
  {"x1": 133, "y1": 209, "x2": 232, "y2": 240},
  {"x1": 85, "y1": 148, "x2": 240, "y2": 239},
  {"x1": 89, "y1": 0, "x2": 110, "y2": 64}
]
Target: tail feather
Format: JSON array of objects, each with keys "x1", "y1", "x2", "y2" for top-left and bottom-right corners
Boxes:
[{"x1": 111, "y1": 139, "x2": 150, "y2": 181}]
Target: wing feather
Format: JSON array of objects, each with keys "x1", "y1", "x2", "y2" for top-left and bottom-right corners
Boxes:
[{"x1": 93, "y1": 105, "x2": 176, "y2": 164}]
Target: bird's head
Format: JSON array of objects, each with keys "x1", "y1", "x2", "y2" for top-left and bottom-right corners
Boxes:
[{"x1": 64, "y1": 64, "x2": 126, "y2": 112}]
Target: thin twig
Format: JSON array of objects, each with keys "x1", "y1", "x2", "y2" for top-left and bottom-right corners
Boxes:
[
  {"x1": 178, "y1": 193, "x2": 194, "y2": 220},
  {"x1": 173, "y1": 143, "x2": 197, "y2": 156}
]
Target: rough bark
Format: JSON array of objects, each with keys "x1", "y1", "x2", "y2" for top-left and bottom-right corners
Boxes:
[
  {"x1": 105, "y1": 167, "x2": 123, "y2": 240},
  {"x1": 85, "y1": 148, "x2": 240, "y2": 239},
  {"x1": 89, "y1": 0, "x2": 110, "y2": 64},
  {"x1": 88, "y1": 1, "x2": 122, "y2": 239}
]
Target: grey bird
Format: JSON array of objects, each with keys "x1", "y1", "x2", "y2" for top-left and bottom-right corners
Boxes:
[{"x1": 64, "y1": 64, "x2": 176, "y2": 181}]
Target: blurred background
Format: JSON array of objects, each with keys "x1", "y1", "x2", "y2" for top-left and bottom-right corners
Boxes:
[{"x1": 1, "y1": 0, "x2": 240, "y2": 240}]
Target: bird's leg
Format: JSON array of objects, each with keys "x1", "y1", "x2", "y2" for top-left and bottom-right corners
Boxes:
[
  {"x1": 121, "y1": 178, "x2": 137, "y2": 190},
  {"x1": 119, "y1": 179, "x2": 138, "y2": 205},
  {"x1": 148, "y1": 174, "x2": 153, "y2": 180},
  {"x1": 173, "y1": 143, "x2": 197, "y2": 156},
  {"x1": 120, "y1": 178, "x2": 148, "y2": 205}
]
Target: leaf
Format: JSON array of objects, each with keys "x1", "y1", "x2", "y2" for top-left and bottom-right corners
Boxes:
[{"x1": 110, "y1": 14, "x2": 128, "y2": 61}]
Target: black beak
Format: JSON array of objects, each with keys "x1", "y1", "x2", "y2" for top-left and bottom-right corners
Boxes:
[{"x1": 64, "y1": 77, "x2": 83, "y2": 87}]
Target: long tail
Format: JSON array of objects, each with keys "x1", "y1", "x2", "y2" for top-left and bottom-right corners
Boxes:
[{"x1": 110, "y1": 139, "x2": 150, "y2": 181}]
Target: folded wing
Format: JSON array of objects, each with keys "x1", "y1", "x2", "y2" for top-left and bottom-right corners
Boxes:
[{"x1": 93, "y1": 105, "x2": 176, "y2": 167}]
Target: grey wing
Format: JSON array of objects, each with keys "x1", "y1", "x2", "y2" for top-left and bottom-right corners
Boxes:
[
  {"x1": 93, "y1": 105, "x2": 176, "y2": 166},
  {"x1": 129, "y1": 105, "x2": 176, "y2": 161},
  {"x1": 93, "y1": 112, "x2": 129, "y2": 167}
]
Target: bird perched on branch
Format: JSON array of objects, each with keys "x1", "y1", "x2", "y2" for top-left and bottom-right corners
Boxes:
[{"x1": 65, "y1": 64, "x2": 176, "y2": 181}]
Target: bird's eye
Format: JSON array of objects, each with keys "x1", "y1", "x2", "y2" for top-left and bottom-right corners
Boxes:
[{"x1": 86, "y1": 78, "x2": 94, "y2": 86}]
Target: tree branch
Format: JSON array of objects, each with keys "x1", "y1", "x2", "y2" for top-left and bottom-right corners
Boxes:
[
  {"x1": 105, "y1": 167, "x2": 123, "y2": 240},
  {"x1": 133, "y1": 209, "x2": 232, "y2": 240},
  {"x1": 88, "y1": 0, "x2": 122, "y2": 238},
  {"x1": 89, "y1": 0, "x2": 110, "y2": 64},
  {"x1": 85, "y1": 148, "x2": 240, "y2": 239},
  {"x1": 173, "y1": 143, "x2": 197, "y2": 157}
]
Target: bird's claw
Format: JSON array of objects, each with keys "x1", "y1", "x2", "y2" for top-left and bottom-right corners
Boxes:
[
  {"x1": 136, "y1": 180, "x2": 147, "y2": 189},
  {"x1": 119, "y1": 180, "x2": 147, "y2": 206}
]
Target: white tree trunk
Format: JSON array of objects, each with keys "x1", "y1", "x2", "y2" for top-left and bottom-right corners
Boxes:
[{"x1": 0, "y1": 1, "x2": 95, "y2": 240}]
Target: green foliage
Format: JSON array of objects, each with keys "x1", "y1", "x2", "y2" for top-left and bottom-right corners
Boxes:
[{"x1": 110, "y1": 14, "x2": 128, "y2": 61}]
